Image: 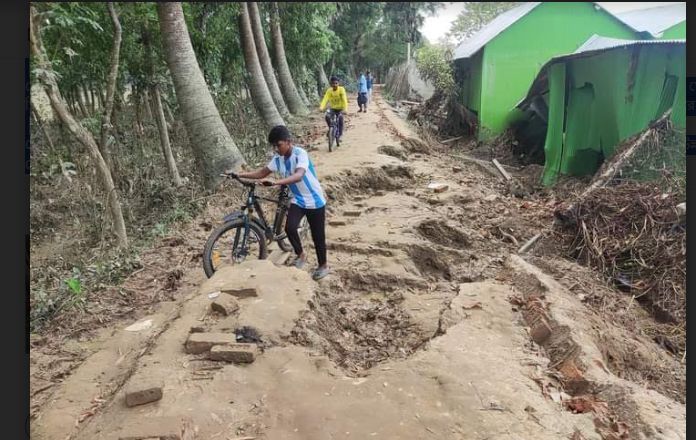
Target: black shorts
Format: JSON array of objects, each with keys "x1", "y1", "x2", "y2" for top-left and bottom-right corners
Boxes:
[{"x1": 357, "y1": 93, "x2": 367, "y2": 105}]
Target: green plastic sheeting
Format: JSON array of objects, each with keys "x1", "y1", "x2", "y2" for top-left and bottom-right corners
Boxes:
[
  {"x1": 541, "y1": 43, "x2": 685, "y2": 186},
  {"x1": 541, "y1": 63, "x2": 567, "y2": 185}
]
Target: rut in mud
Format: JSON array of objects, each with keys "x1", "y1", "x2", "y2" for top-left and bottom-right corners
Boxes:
[{"x1": 288, "y1": 269, "x2": 433, "y2": 373}]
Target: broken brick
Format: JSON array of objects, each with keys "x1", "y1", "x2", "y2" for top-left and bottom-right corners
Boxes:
[
  {"x1": 427, "y1": 183, "x2": 449, "y2": 193},
  {"x1": 209, "y1": 343, "x2": 258, "y2": 364},
  {"x1": 185, "y1": 333, "x2": 236, "y2": 354},
  {"x1": 211, "y1": 295, "x2": 240, "y2": 316},
  {"x1": 125, "y1": 381, "x2": 163, "y2": 407},
  {"x1": 529, "y1": 319, "x2": 553, "y2": 344},
  {"x1": 220, "y1": 287, "x2": 258, "y2": 298}
]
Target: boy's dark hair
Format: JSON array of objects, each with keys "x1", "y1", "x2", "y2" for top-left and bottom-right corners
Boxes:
[
  {"x1": 268, "y1": 125, "x2": 292, "y2": 144},
  {"x1": 329, "y1": 75, "x2": 339, "y2": 83}
]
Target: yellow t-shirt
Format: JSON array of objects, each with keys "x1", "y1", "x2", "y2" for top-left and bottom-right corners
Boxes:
[{"x1": 319, "y1": 86, "x2": 348, "y2": 111}]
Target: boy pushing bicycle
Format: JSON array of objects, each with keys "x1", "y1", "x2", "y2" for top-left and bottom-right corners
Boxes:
[{"x1": 234, "y1": 125, "x2": 330, "y2": 281}]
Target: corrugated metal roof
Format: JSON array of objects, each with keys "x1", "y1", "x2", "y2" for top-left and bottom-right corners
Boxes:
[
  {"x1": 453, "y1": 2, "x2": 541, "y2": 60},
  {"x1": 576, "y1": 34, "x2": 686, "y2": 53},
  {"x1": 516, "y1": 36, "x2": 686, "y2": 109},
  {"x1": 452, "y1": 2, "x2": 643, "y2": 61},
  {"x1": 616, "y1": 3, "x2": 685, "y2": 37}
]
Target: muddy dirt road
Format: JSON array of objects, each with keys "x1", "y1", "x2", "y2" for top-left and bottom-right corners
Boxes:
[{"x1": 31, "y1": 88, "x2": 685, "y2": 440}]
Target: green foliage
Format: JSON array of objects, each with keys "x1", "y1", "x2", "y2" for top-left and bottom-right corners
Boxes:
[
  {"x1": 65, "y1": 276, "x2": 82, "y2": 295},
  {"x1": 416, "y1": 43, "x2": 455, "y2": 91},
  {"x1": 185, "y1": 3, "x2": 243, "y2": 90},
  {"x1": 276, "y1": 2, "x2": 338, "y2": 71},
  {"x1": 36, "y1": 3, "x2": 112, "y2": 89},
  {"x1": 448, "y1": 2, "x2": 521, "y2": 43}
]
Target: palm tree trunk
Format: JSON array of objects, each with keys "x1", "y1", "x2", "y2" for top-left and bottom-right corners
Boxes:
[
  {"x1": 269, "y1": 2, "x2": 307, "y2": 115},
  {"x1": 157, "y1": 2, "x2": 245, "y2": 190},
  {"x1": 247, "y1": 2, "x2": 289, "y2": 118},
  {"x1": 296, "y1": 80, "x2": 310, "y2": 106},
  {"x1": 153, "y1": 86, "x2": 183, "y2": 186},
  {"x1": 31, "y1": 5, "x2": 128, "y2": 248},
  {"x1": 144, "y1": 22, "x2": 182, "y2": 187},
  {"x1": 317, "y1": 63, "x2": 329, "y2": 96},
  {"x1": 143, "y1": 88, "x2": 153, "y2": 121},
  {"x1": 238, "y1": 2, "x2": 285, "y2": 128},
  {"x1": 31, "y1": 102, "x2": 55, "y2": 152},
  {"x1": 88, "y1": 85, "x2": 96, "y2": 114},
  {"x1": 134, "y1": 86, "x2": 144, "y2": 137},
  {"x1": 77, "y1": 86, "x2": 89, "y2": 117},
  {"x1": 98, "y1": 2, "x2": 122, "y2": 173}
]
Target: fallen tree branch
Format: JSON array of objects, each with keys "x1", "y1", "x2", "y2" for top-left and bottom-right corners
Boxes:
[
  {"x1": 440, "y1": 136, "x2": 463, "y2": 144},
  {"x1": 576, "y1": 110, "x2": 671, "y2": 205},
  {"x1": 450, "y1": 154, "x2": 501, "y2": 179},
  {"x1": 518, "y1": 233, "x2": 542, "y2": 254},
  {"x1": 492, "y1": 159, "x2": 512, "y2": 182}
]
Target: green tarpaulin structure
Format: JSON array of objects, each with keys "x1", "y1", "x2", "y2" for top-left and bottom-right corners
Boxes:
[
  {"x1": 451, "y1": 2, "x2": 641, "y2": 140},
  {"x1": 518, "y1": 36, "x2": 686, "y2": 186}
]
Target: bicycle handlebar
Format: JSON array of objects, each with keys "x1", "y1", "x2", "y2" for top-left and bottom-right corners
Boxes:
[
  {"x1": 220, "y1": 172, "x2": 256, "y2": 187},
  {"x1": 220, "y1": 172, "x2": 288, "y2": 190}
]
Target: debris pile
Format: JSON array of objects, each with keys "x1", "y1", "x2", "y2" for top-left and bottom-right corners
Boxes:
[
  {"x1": 407, "y1": 90, "x2": 478, "y2": 138},
  {"x1": 556, "y1": 182, "x2": 685, "y2": 327}
]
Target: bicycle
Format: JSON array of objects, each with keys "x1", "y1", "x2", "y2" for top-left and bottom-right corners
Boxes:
[
  {"x1": 327, "y1": 110, "x2": 342, "y2": 152},
  {"x1": 202, "y1": 172, "x2": 309, "y2": 278}
]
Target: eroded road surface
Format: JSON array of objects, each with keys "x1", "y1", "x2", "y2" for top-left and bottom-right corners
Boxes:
[{"x1": 32, "y1": 88, "x2": 685, "y2": 440}]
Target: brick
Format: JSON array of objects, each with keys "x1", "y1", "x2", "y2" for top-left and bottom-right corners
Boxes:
[
  {"x1": 185, "y1": 333, "x2": 236, "y2": 354},
  {"x1": 343, "y1": 210, "x2": 362, "y2": 217},
  {"x1": 529, "y1": 320, "x2": 553, "y2": 344},
  {"x1": 117, "y1": 416, "x2": 182, "y2": 440},
  {"x1": 210, "y1": 295, "x2": 240, "y2": 316},
  {"x1": 220, "y1": 287, "x2": 258, "y2": 298},
  {"x1": 125, "y1": 381, "x2": 163, "y2": 407},
  {"x1": 557, "y1": 358, "x2": 584, "y2": 380},
  {"x1": 452, "y1": 166, "x2": 463, "y2": 172},
  {"x1": 209, "y1": 343, "x2": 258, "y2": 364},
  {"x1": 427, "y1": 183, "x2": 449, "y2": 193},
  {"x1": 329, "y1": 220, "x2": 347, "y2": 226}
]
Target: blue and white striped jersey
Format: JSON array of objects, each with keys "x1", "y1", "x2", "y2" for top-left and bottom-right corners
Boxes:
[{"x1": 267, "y1": 146, "x2": 327, "y2": 209}]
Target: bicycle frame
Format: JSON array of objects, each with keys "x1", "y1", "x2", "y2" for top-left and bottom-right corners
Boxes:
[
  {"x1": 224, "y1": 177, "x2": 290, "y2": 260},
  {"x1": 328, "y1": 111, "x2": 341, "y2": 139}
]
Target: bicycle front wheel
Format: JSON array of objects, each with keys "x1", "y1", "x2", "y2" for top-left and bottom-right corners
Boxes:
[
  {"x1": 202, "y1": 219, "x2": 268, "y2": 278},
  {"x1": 328, "y1": 125, "x2": 335, "y2": 152}
]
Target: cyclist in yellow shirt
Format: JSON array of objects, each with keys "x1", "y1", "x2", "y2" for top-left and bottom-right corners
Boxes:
[{"x1": 319, "y1": 76, "x2": 348, "y2": 144}]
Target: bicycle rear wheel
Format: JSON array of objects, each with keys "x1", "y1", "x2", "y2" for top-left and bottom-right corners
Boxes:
[
  {"x1": 202, "y1": 219, "x2": 268, "y2": 278},
  {"x1": 277, "y1": 216, "x2": 309, "y2": 253}
]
